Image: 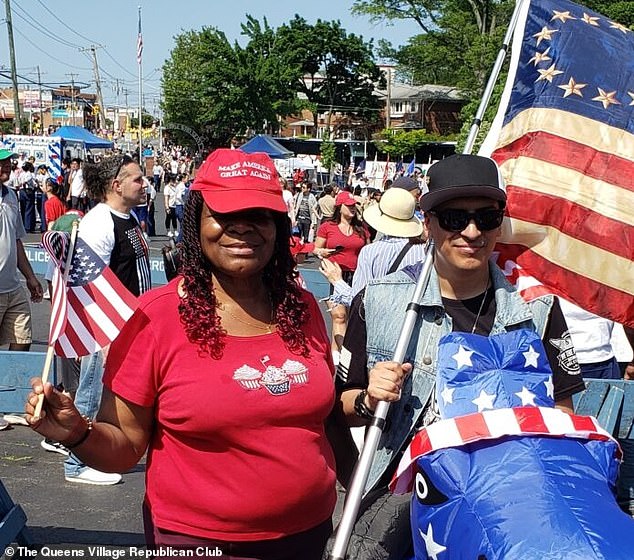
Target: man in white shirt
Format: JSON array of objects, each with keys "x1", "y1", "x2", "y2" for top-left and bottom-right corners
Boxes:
[{"x1": 67, "y1": 158, "x2": 86, "y2": 211}]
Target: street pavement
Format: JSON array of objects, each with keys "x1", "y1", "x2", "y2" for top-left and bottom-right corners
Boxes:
[{"x1": 0, "y1": 191, "x2": 342, "y2": 556}]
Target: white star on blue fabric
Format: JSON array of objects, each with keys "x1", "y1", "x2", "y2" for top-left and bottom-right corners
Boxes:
[
  {"x1": 543, "y1": 376, "x2": 554, "y2": 399},
  {"x1": 441, "y1": 386, "x2": 455, "y2": 405},
  {"x1": 472, "y1": 389, "x2": 496, "y2": 412},
  {"x1": 452, "y1": 345, "x2": 475, "y2": 368},
  {"x1": 515, "y1": 386, "x2": 537, "y2": 406},
  {"x1": 522, "y1": 345, "x2": 541, "y2": 368},
  {"x1": 419, "y1": 523, "x2": 447, "y2": 560}
]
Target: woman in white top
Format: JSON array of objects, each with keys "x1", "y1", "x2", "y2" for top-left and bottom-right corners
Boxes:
[
  {"x1": 163, "y1": 175, "x2": 177, "y2": 236},
  {"x1": 173, "y1": 174, "x2": 188, "y2": 240}
]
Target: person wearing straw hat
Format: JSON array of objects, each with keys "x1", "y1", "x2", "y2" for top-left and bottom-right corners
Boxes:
[
  {"x1": 332, "y1": 154, "x2": 585, "y2": 559},
  {"x1": 0, "y1": 148, "x2": 43, "y2": 352},
  {"x1": 320, "y1": 187, "x2": 427, "y2": 308}
]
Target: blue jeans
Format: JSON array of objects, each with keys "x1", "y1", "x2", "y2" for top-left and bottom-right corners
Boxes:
[
  {"x1": 175, "y1": 205, "x2": 184, "y2": 242},
  {"x1": 64, "y1": 351, "x2": 104, "y2": 476},
  {"x1": 580, "y1": 357, "x2": 622, "y2": 379}
]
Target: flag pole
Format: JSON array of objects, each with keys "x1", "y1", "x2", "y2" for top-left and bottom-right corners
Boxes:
[
  {"x1": 463, "y1": 0, "x2": 529, "y2": 155},
  {"x1": 137, "y1": 5, "x2": 143, "y2": 165},
  {"x1": 34, "y1": 221, "x2": 80, "y2": 419}
]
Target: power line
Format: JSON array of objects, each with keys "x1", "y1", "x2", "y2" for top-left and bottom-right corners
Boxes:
[
  {"x1": 12, "y1": 26, "x2": 90, "y2": 72},
  {"x1": 11, "y1": 0, "x2": 83, "y2": 49},
  {"x1": 34, "y1": 0, "x2": 97, "y2": 45}
]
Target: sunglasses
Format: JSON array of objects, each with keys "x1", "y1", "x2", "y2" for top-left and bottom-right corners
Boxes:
[
  {"x1": 113, "y1": 155, "x2": 134, "y2": 179},
  {"x1": 428, "y1": 208, "x2": 505, "y2": 232}
]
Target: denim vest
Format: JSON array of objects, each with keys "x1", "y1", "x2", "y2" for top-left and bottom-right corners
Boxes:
[{"x1": 362, "y1": 262, "x2": 553, "y2": 494}]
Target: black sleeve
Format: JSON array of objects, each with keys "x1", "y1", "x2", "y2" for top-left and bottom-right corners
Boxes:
[
  {"x1": 336, "y1": 290, "x2": 369, "y2": 392},
  {"x1": 543, "y1": 297, "x2": 586, "y2": 402}
]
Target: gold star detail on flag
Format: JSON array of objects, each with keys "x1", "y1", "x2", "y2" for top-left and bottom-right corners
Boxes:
[
  {"x1": 558, "y1": 77, "x2": 587, "y2": 97},
  {"x1": 592, "y1": 88, "x2": 621, "y2": 109},
  {"x1": 529, "y1": 48, "x2": 552, "y2": 66},
  {"x1": 536, "y1": 64, "x2": 564, "y2": 83},
  {"x1": 609, "y1": 21, "x2": 629, "y2": 33},
  {"x1": 533, "y1": 26, "x2": 558, "y2": 45},
  {"x1": 628, "y1": 92, "x2": 634, "y2": 106},
  {"x1": 551, "y1": 10, "x2": 576, "y2": 23},
  {"x1": 581, "y1": 13, "x2": 600, "y2": 26}
]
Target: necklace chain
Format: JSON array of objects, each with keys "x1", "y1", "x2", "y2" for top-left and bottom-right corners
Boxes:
[
  {"x1": 220, "y1": 304, "x2": 275, "y2": 333},
  {"x1": 471, "y1": 282, "x2": 490, "y2": 334}
]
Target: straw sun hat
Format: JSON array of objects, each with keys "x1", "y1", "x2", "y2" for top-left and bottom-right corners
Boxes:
[{"x1": 362, "y1": 187, "x2": 422, "y2": 238}]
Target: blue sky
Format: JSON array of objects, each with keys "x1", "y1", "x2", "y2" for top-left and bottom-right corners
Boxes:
[{"x1": 0, "y1": 0, "x2": 421, "y2": 110}]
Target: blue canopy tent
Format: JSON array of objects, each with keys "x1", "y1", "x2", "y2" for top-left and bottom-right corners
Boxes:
[
  {"x1": 54, "y1": 126, "x2": 114, "y2": 149},
  {"x1": 239, "y1": 135, "x2": 292, "y2": 159}
]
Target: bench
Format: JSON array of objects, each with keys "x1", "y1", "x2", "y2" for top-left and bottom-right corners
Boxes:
[
  {"x1": 573, "y1": 379, "x2": 634, "y2": 440},
  {"x1": 0, "y1": 351, "x2": 57, "y2": 414}
]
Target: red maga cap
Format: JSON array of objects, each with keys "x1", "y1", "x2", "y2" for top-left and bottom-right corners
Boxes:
[
  {"x1": 335, "y1": 190, "x2": 356, "y2": 206},
  {"x1": 189, "y1": 148, "x2": 286, "y2": 213}
]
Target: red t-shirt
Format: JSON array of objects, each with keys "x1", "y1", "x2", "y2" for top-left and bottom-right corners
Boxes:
[
  {"x1": 316, "y1": 221, "x2": 367, "y2": 272},
  {"x1": 45, "y1": 196, "x2": 67, "y2": 225},
  {"x1": 104, "y1": 281, "x2": 337, "y2": 541}
]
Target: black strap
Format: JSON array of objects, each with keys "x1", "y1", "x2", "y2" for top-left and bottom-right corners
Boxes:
[
  {"x1": 387, "y1": 241, "x2": 413, "y2": 274},
  {"x1": 1, "y1": 184, "x2": 8, "y2": 199}
]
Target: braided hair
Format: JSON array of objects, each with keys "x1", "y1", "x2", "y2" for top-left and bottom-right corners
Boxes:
[{"x1": 178, "y1": 190, "x2": 310, "y2": 359}]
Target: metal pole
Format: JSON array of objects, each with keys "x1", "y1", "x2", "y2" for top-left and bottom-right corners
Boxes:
[
  {"x1": 138, "y1": 6, "x2": 143, "y2": 165},
  {"x1": 329, "y1": 240, "x2": 435, "y2": 560},
  {"x1": 4, "y1": 0, "x2": 21, "y2": 132},
  {"x1": 385, "y1": 66, "x2": 391, "y2": 131},
  {"x1": 37, "y1": 66, "x2": 44, "y2": 134},
  {"x1": 463, "y1": 0, "x2": 528, "y2": 155}
]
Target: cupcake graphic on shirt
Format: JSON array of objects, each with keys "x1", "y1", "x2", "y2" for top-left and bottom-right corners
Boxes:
[
  {"x1": 282, "y1": 359, "x2": 309, "y2": 384},
  {"x1": 232, "y1": 365, "x2": 262, "y2": 390},
  {"x1": 260, "y1": 366, "x2": 291, "y2": 395}
]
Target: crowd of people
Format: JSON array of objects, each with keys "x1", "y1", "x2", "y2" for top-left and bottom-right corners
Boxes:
[{"x1": 0, "y1": 143, "x2": 631, "y2": 558}]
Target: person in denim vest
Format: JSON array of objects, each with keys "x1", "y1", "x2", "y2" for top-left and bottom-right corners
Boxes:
[{"x1": 334, "y1": 154, "x2": 585, "y2": 559}]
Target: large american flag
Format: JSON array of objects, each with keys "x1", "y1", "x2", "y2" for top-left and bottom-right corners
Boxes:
[
  {"x1": 42, "y1": 231, "x2": 138, "y2": 358},
  {"x1": 479, "y1": 0, "x2": 634, "y2": 327}
]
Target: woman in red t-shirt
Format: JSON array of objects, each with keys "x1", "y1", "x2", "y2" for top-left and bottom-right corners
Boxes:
[
  {"x1": 43, "y1": 178, "x2": 67, "y2": 229},
  {"x1": 26, "y1": 149, "x2": 349, "y2": 559},
  {"x1": 314, "y1": 190, "x2": 368, "y2": 356}
]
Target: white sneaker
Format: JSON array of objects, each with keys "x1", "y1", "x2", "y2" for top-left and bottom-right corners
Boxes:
[
  {"x1": 65, "y1": 467, "x2": 122, "y2": 486},
  {"x1": 41, "y1": 438, "x2": 70, "y2": 456}
]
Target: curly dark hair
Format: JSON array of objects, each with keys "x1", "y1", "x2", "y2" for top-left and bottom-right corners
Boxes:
[
  {"x1": 330, "y1": 205, "x2": 367, "y2": 240},
  {"x1": 83, "y1": 155, "x2": 134, "y2": 201},
  {"x1": 178, "y1": 190, "x2": 310, "y2": 359}
]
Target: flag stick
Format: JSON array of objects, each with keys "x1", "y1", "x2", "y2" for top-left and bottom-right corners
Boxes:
[
  {"x1": 329, "y1": 240, "x2": 435, "y2": 560},
  {"x1": 34, "y1": 222, "x2": 80, "y2": 419},
  {"x1": 463, "y1": 0, "x2": 528, "y2": 155}
]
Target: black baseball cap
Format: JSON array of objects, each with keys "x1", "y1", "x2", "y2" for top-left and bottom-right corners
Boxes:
[{"x1": 421, "y1": 154, "x2": 506, "y2": 211}]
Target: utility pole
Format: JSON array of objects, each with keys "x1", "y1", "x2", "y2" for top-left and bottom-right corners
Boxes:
[
  {"x1": 4, "y1": 0, "x2": 22, "y2": 132},
  {"x1": 123, "y1": 88, "x2": 129, "y2": 132},
  {"x1": 81, "y1": 45, "x2": 107, "y2": 130},
  {"x1": 113, "y1": 78, "x2": 121, "y2": 134},
  {"x1": 37, "y1": 66, "x2": 44, "y2": 134},
  {"x1": 65, "y1": 73, "x2": 79, "y2": 126}
]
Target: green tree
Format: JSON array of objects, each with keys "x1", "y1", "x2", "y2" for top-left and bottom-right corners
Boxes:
[
  {"x1": 162, "y1": 19, "x2": 302, "y2": 149},
  {"x1": 275, "y1": 16, "x2": 385, "y2": 137},
  {"x1": 353, "y1": 0, "x2": 514, "y2": 94},
  {"x1": 374, "y1": 128, "x2": 451, "y2": 158}
]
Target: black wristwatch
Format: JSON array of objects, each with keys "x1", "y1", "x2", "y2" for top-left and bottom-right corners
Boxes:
[{"x1": 354, "y1": 389, "x2": 375, "y2": 420}]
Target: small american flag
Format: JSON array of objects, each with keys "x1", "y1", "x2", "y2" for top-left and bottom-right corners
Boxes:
[
  {"x1": 42, "y1": 231, "x2": 138, "y2": 358},
  {"x1": 136, "y1": 10, "x2": 143, "y2": 66}
]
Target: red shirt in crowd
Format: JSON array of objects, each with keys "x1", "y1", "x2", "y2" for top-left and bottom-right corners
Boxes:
[
  {"x1": 316, "y1": 220, "x2": 368, "y2": 272},
  {"x1": 44, "y1": 196, "x2": 67, "y2": 226}
]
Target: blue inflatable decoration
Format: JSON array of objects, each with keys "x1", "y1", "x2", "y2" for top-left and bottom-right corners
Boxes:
[{"x1": 391, "y1": 330, "x2": 634, "y2": 560}]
